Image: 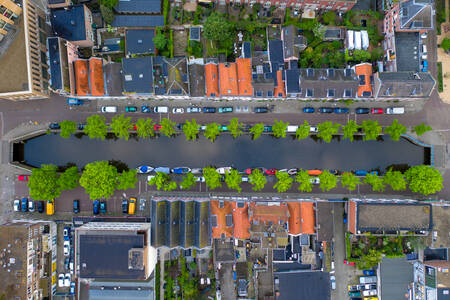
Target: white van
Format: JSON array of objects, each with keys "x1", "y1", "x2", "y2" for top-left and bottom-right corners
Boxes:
[
  {"x1": 153, "y1": 106, "x2": 169, "y2": 113},
  {"x1": 422, "y1": 44, "x2": 427, "y2": 54},
  {"x1": 385, "y1": 107, "x2": 405, "y2": 114},
  {"x1": 101, "y1": 106, "x2": 117, "y2": 113},
  {"x1": 286, "y1": 125, "x2": 299, "y2": 132}
]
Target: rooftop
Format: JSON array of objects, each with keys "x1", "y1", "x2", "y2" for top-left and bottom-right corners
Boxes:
[
  {"x1": 205, "y1": 63, "x2": 219, "y2": 97},
  {"x1": 115, "y1": 0, "x2": 161, "y2": 14},
  {"x1": 231, "y1": 202, "x2": 250, "y2": 240},
  {"x1": 189, "y1": 27, "x2": 201, "y2": 41},
  {"x1": 375, "y1": 71, "x2": 435, "y2": 98},
  {"x1": 51, "y1": 5, "x2": 87, "y2": 41},
  {"x1": 89, "y1": 57, "x2": 105, "y2": 96},
  {"x1": 395, "y1": 31, "x2": 420, "y2": 72},
  {"x1": 111, "y1": 15, "x2": 164, "y2": 27},
  {"x1": 300, "y1": 202, "x2": 315, "y2": 234},
  {"x1": 219, "y1": 62, "x2": 239, "y2": 96},
  {"x1": 122, "y1": 57, "x2": 153, "y2": 94},
  {"x1": 236, "y1": 58, "x2": 253, "y2": 96},
  {"x1": 126, "y1": 29, "x2": 155, "y2": 55},
  {"x1": 74, "y1": 59, "x2": 90, "y2": 96},
  {"x1": 399, "y1": 0, "x2": 433, "y2": 30},
  {"x1": 268, "y1": 39, "x2": 284, "y2": 64},
  {"x1": 166, "y1": 57, "x2": 189, "y2": 95},
  {"x1": 211, "y1": 200, "x2": 233, "y2": 239},
  {"x1": 379, "y1": 257, "x2": 414, "y2": 300},
  {"x1": 354, "y1": 63, "x2": 373, "y2": 97},
  {"x1": 250, "y1": 202, "x2": 289, "y2": 224},
  {"x1": 48, "y1": 37, "x2": 62, "y2": 90},
  {"x1": 274, "y1": 271, "x2": 330, "y2": 300},
  {"x1": 316, "y1": 202, "x2": 334, "y2": 241},
  {"x1": 104, "y1": 62, "x2": 123, "y2": 96},
  {"x1": 188, "y1": 63, "x2": 205, "y2": 97}
]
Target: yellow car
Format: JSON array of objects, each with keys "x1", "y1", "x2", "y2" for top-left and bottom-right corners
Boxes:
[
  {"x1": 348, "y1": 285, "x2": 360, "y2": 292},
  {"x1": 46, "y1": 200, "x2": 54, "y2": 215},
  {"x1": 364, "y1": 297, "x2": 378, "y2": 300},
  {"x1": 128, "y1": 198, "x2": 136, "y2": 215}
]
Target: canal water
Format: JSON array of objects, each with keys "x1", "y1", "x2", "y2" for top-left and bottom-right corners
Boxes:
[{"x1": 19, "y1": 133, "x2": 428, "y2": 172}]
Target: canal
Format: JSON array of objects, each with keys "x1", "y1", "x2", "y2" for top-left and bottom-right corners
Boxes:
[{"x1": 17, "y1": 133, "x2": 429, "y2": 172}]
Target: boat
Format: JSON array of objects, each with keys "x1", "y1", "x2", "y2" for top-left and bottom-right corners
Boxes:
[
  {"x1": 171, "y1": 167, "x2": 192, "y2": 174},
  {"x1": 136, "y1": 166, "x2": 154, "y2": 174},
  {"x1": 287, "y1": 168, "x2": 299, "y2": 175}
]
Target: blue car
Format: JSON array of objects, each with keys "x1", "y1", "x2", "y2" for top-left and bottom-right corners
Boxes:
[
  {"x1": 203, "y1": 107, "x2": 216, "y2": 113},
  {"x1": 141, "y1": 105, "x2": 151, "y2": 113},
  {"x1": 303, "y1": 107, "x2": 315, "y2": 113},
  {"x1": 67, "y1": 97, "x2": 83, "y2": 106},
  {"x1": 154, "y1": 167, "x2": 171, "y2": 174},
  {"x1": 363, "y1": 269, "x2": 375, "y2": 276},
  {"x1": 21, "y1": 198, "x2": 28, "y2": 212},
  {"x1": 422, "y1": 60, "x2": 428, "y2": 72},
  {"x1": 171, "y1": 167, "x2": 191, "y2": 174},
  {"x1": 100, "y1": 201, "x2": 107, "y2": 214},
  {"x1": 63, "y1": 227, "x2": 71, "y2": 241},
  {"x1": 93, "y1": 200, "x2": 99, "y2": 215},
  {"x1": 334, "y1": 107, "x2": 349, "y2": 114},
  {"x1": 354, "y1": 170, "x2": 367, "y2": 176}
]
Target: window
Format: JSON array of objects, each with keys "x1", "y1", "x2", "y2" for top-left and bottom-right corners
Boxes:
[
  {"x1": 327, "y1": 89, "x2": 335, "y2": 97},
  {"x1": 307, "y1": 68, "x2": 314, "y2": 77},
  {"x1": 267, "y1": 91, "x2": 273, "y2": 97},
  {"x1": 40, "y1": 51, "x2": 46, "y2": 64},
  {"x1": 306, "y1": 89, "x2": 313, "y2": 97},
  {"x1": 278, "y1": 93, "x2": 283, "y2": 97},
  {"x1": 359, "y1": 75, "x2": 366, "y2": 85},
  {"x1": 38, "y1": 16, "x2": 45, "y2": 30},
  {"x1": 42, "y1": 66, "x2": 48, "y2": 79},
  {"x1": 256, "y1": 91, "x2": 263, "y2": 97},
  {"x1": 39, "y1": 31, "x2": 46, "y2": 45},
  {"x1": 384, "y1": 87, "x2": 391, "y2": 95},
  {"x1": 327, "y1": 69, "x2": 334, "y2": 77},
  {"x1": 344, "y1": 89, "x2": 352, "y2": 97}
]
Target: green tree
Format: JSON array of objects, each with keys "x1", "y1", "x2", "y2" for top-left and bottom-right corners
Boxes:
[
  {"x1": 28, "y1": 164, "x2": 60, "y2": 201},
  {"x1": 340, "y1": 172, "x2": 360, "y2": 191},
  {"x1": 318, "y1": 170, "x2": 337, "y2": 192},
  {"x1": 272, "y1": 120, "x2": 289, "y2": 138},
  {"x1": 357, "y1": 249, "x2": 382, "y2": 270},
  {"x1": 274, "y1": 171, "x2": 293, "y2": 193},
  {"x1": 322, "y1": 11, "x2": 336, "y2": 25},
  {"x1": 59, "y1": 120, "x2": 77, "y2": 139},
  {"x1": 79, "y1": 161, "x2": 118, "y2": 200},
  {"x1": 441, "y1": 37, "x2": 450, "y2": 51},
  {"x1": 135, "y1": 118, "x2": 156, "y2": 138},
  {"x1": 296, "y1": 169, "x2": 313, "y2": 192},
  {"x1": 183, "y1": 119, "x2": 200, "y2": 141},
  {"x1": 204, "y1": 123, "x2": 220, "y2": 142},
  {"x1": 364, "y1": 173, "x2": 385, "y2": 192},
  {"x1": 342, "y1": 120, "x2": 359, "y2": 142},
  {"x1": 110, "y1": 114, "x2": 132, "y2": 140},
  {"x1": 100, "y1": 5, "x2": 114, "y2": 24},
  {"x1": 405, "y1": 165, "x2": 443, "y2": 195},
  {"x1": 384, "y1": 119, "x2": 406, "y2": 141},
  {"x1": 371, "y1": 47, "x2": 384, "y2": 61},
  {"x1": 58, "y1": 166, "x2": 80, "y2": 191},
  {"x1": 153, "y1": 29, "x2": 168, "y2": 51},
  {"x1": 148, "y1": 172, "x2": 177, "y2": 191},
  {"x1": 180, "y1": 173, "x2": 196, "y2": 190},
  {"x1": 383, "y1": 168, "x2": 406, "y2": 191},
  {"x1": 361, "y1": 120, "x2": 382, "y2": 141},
  {"x1": 203, "y1": 167, "x2": 222, "y2": 190},
  {"x1": 250, "y1": 123, "x2": 264, "y2": 140},
  {"x1": 117, "y1": 169, "x2": 138, "y2": 190},
  {"x1": 296, "y1": 121, "x2": 311, "y2": 140},
  {"x1": 317, "y1": 121, "x2": 341, "y2": 143},
  {"x1": 228, "y1": 118, "x2": 244, "y2": 139},
  {"x1": 160, "y1": 118, "x2": 176, "y2": 137},
  {"x1": 312, "y1": 23, "x2": 326, "y2": 40},
  {"x1": 101, "y1": 0, "x2": 118, "y2": 8},
  {"x1": 84, "y1": 115, "x2": 108, "y2": 140},
  {"x1": 225, "y1": 169, "x2": 242, "y2": 192},
  {"x1": 249, "y1": 169, "x2": 267, "y2": 191},
  {"x1": 203, "y1": 12, "x2": 234, "y2": 42},
  {"x1": 413, "y1": 123, "x2": 432, "y2": 136}
]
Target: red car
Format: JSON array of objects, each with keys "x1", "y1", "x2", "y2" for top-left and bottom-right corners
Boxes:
[
  {"x1": 371, "y1": 108, "x2": 383, "y2": 114},
  {"x1": 344, "y1": 260, "x2": 356, "y2": 266},
  {"x1": 244, "y1": 168, "x2": 252, "y2": 175},
  {"x1": 154, "y1": 125, "x2": 162, "y2": 131},
  {"x1": 18, "y1": 175, "x2": 29, "y2": 181},
  {"x1": 265, "y1": 169, "x2": 277, "y2": 175}
]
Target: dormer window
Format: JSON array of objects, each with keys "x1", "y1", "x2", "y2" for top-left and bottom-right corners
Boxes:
[{"x1": 327, "y1": 89, "x2": 335, "y2": 97}]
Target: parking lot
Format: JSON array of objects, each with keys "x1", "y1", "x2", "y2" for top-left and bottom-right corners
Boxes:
[{"x1": 56, "y1": 222, "x2": 75, "y2": 295}]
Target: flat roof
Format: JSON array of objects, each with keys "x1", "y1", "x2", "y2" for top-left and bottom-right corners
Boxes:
[
  {"x1": 79, "y1": 233, "x2": 146, "y2": 279},
  {"x1": 122, "y1": 57, "x2": 153, "y2": 94},
  {"x1": 189, "y1": 27, "x2": 200, "y2": 41},
  {"x1": 274, "y1": 271, "x2": 330, "y2": 300},
  {"x1": 380, "y1": 257, "x2": 414, "y2": 300},
  {"x1": 115, "y1": 0, "x2": 161, "y2": 14},
  {"x1": 48, "y1": 37, "x2": 62, "y2": 90},
  {"x1": 395, "y1": 32, "x2": 420, "y2": 72},
  {"x1": 188, "y1": 63, "x2": 205, "y2": 97},
  {"x1": 51, "y1": 5, "x2": 86, "y2": 41},
  {"x1": 104, "y1": 62, "x2": 123, "y2": 96},
  {"x1": 357, "y1": 203, "x2": 432, "y2": 232},
  {"x1": 111, "y1": 15, "x2": 164, "y2": 27},
  {"x1": 126, "y1": 29, "x2": 155, "y2": 55}
]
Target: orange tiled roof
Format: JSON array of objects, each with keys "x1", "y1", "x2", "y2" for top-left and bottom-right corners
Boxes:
[
  {"x1": 89, "y1": 57, "x2": 105, "y2": 96},
  {"x1": 219, "y1": 62, "x2": 238, "y2": 96},
  {"x1": 250, "y1": 202, "x2": 289, "y2": 224},
  {"x1": 211, "y1": 200, "x2": 233, "y2": 239},
  {"x1": 74, "y1": 59, "x2": 90, "y2": 96},
  {"x1": 355, "y1": 63, "x2": 373, "y2": 97},
  {"x1": 205, "y1": 63, "x2": 219, "y2": 97},
  {"x1": 348, "y1": 200, "x2": 357, "y2": 234},
  {"x1": 232, "y1": 202, "x2": 250, "y2": 240},
  {"x1": 236, "y1": 58, "x2": 253, "y2": 96},
  {"x1": 274, "y1": 70, "x2": 286, "y2": 98},
  {"x1": 287, "y1": 202, "x2": 301, "y2": 235},
  {"x1": 300, "y1": 202, "x2": 315, "y2": 234}
]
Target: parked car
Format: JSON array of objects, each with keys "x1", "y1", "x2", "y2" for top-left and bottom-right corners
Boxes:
[
  {"x1": 203, "y1": 107, "x2": 216, "y2": 113},
  {"x1": 349, "y1": 291, "x2": 361, "y2": 297},
  {"x1": 67, "y1": 98, "x2": 83, "y2": 105},
  {"x1": 195, "y1": 176, "x2": 205, "y2": 182},
  {"x1": 216, "y1": 167, "x2": 232, "y2": 174},
  {"x1": 310, "y1": 177, "x2": 320, "y2": 185},
  {"x1": 363, "y1": 270, "x2": 375, "y2": 276},
  {"x1": 319, "y1": 107, "x2": 333, "y2": 113},
  {"x1": 37, "y1": 200, "x2": 44, "y2": 213},
  {"x1": 218, "y1": 107, "x2": 233, "y2": 113},
  {"x1": 137, "y1": 165, "x2": 154, "y2": 174},
  {"x1": 265, "y1": 169, "x2": 277, "y2": 175},
  {"x1": 263, "y1": 125, "x2": 272, "y2": 132},
  {"x1": 362, "y1": 290, "x2": 377, "y2": 296},
  {"x1": 65, "y1": 257, "x2": 70, "y2": 270},
  {"x1": 355, "y1": 107, "x2": 370, "y2": 114},
  {"x1": 254, "y1": 107, "x2": 268, "y2": 113},
  {"x1": 348, "y1": 285, "x2": 361, "y2": 292},
  {"x1": 93, "y1": 200, "x2": 99, "y2": 215},
  {"x1": 125, "y1": 106, "x2": 137, "y2": 112},
  {"x1": 172, "y1": 107, "x2": 184, "y2": 114},
  {"x1": 100, "y1": 201, "x2": 107, "y2": 214},
  {"x1": 303, "y1": 107, "x2": 315, "y2": 113},
  {"x1": 18, "y1": 175, "x2": 29, "y2": 181},
  {"x1": 64, "y1": 273, "x2": 71, "y2": 287},
  {"x1": 28, "y1": 200, "x2": 35, "y2": 212},
  {"x1": 371, "y1": 108, "x2": 383, "y2": 114},
  {"x1": 187, "y1": 107, "x2": 201, "y2": 113},
  {"x1": 154, "y1": 167, "x2": 171, "y2": 174},
  {"x1": 63, "y1": 240, "x2": 70, "y2": 256},
  {"x1": 310, "y1": 126, "x2": 318, "y2": 133},
  {"x1": 49, "y1": 123, "x2": 60, "y2": 129},
  {"x1": 219, "y1": 125, "x2": 228, "y2": 132},
  {"x1": 171, "y1": 167, "x2": 191, "y2": 174},
  {"x1": 359, "y1": 276, "x2": 377, "y2": 284},
  {"x1": 58, "y1": 274, "x2": 65, "y2": 287},
  {"x1": 154, "y1": 124, "x2": 162, "y2": 131},
  {"x1": 63, "y1": 227, "x2": 70, "y2": 241},
  {"x1": 385, "y1": 107, "x2": 405, "y2": 114},
  {"x1": 362, "y1": 284, "x2": 377, "y2": 290},
  {"x1": 334, "y1": 107, "x2": 349, "y2": 114},
  {"x1": 344, "y1": 259, "x2": 356, "y2": 266},
  {"x1": 70, "y1": 282, "x2": 75, "y2": 294},
  {"x1": 101, "y1": 106, "x2": 117, "y2": 113},
  {"x1": 21, "y1": 198, "x2": 28, "y2": 212},
  {"x1": 47, "y1": 200, "x2": 54, "y2": 215},
  {"x1": 241, "y1": 176, "x2": 249, "y2": 182},
  {"x1": 330, "y1": 275, "x2": 336, "y2": 290},
  {"x1": 354, "y1": 170, "x2": 368, "y2": 176},
  {"x1": 153, "y1": 106, "x2": 169, "y2": 113},
  {"x1": 78, "y1": 123, "x2": 86, "y2": 130},
  {"x1": 288, "y1": 168, "x2": 299, "y2": 175},
  {"x1": 422, "y1": 60, "x2": 428, "y2": 72},
  {"x1": 122, "y1": 199, "x2": 128, "y2": 213},
  {"x1": 13, "y1": 199, "x2": 20, "y2": 212},
  {"x1": 128, "y1": 198, "x2": 136, "y2": 215},
  {"x1": 141, "y1": 105, "x2": 151, "y2": 113},
  {"x1": 191, "y1": 168, "x2": 203, "y2": 174},
  {"x1": 73, "y1": 200, "x2": 80, "y2": 214}
]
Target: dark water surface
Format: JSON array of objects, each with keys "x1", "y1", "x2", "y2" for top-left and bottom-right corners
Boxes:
[{"x1": 22, "y1": 133, "x2": 427, "y2": 172}]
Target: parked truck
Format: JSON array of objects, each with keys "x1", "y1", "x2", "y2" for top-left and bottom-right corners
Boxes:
[{"x1": 359, "y1": 276, "x2": 377, "y2": 284}]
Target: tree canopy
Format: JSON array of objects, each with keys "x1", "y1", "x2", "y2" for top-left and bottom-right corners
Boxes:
[
  {"x1": 318, "y1": 170, "x2": 337, "y2": 191},
  {"x1": 249, "y1": 169, "x2": 266, "y2": 191},
  {"x1": 296, "y1": 121, "x2": 310, "y2": 140},
  {"x1": 84, "y1": 115, "x2": 108, "y2": 140},
  {"x1": 364, "y1": 173, "x2": 385, "y2": 192},
  {"x1": 135, "y1": 118, "x2": 156, "y2": 138},
  {"x1": 58, "y1": 166, "x2": 80, "y2": 191},
  {"x1": 203, "y1": 12, "x2": 235, "y2": 42},
  {"x1": 153, "y1": 29, "x2": 168, "y2": 51},
  {"x1": 340, "y1": 172, "x2": 360, "y2": 191},
  {"x1": 204, "y1": 123, "x2": 220, "y2": 142},
  {"x1": 361, "y1": 120, "x2": 382, "y2": 141},
  {"x1": 317, "y1": 121, "x2": 340, "y2": 143},
  {"x1": 180, "y1": 173, "x2": 196, "y2": 190},
  {"x1": 117, "y1": 169, "x2": 138, "y2": 190},
  {"x1": 228, "y1": 118, "x2": 244, "y2": 139},
  {"x1": 79, "y1": 161, "x2": 118, "y2": 200},
  {"x1": 342, "y1": 120, "x2": 359, "y2": 142},
  {"x1": 225, "y1": 169, "x2": 242, "y2": 192},
  {"x1": 160, "y1": 118, "x2": 177, "y2": 137},
  {"x1": 274, "y1": 171, "x2": 293, "y2": 192},
  {"x1": 296, "y1": 170, "x2": 313, "y2": 192},
  {"x1": 383, "y1": 168, "x2": 406, "y2": 191},
  {"x1": 110, "y1": 114, "x2": 132, "y2": 140},
  {"x1": 183, "y1": 119, "x2": 200, "y2": 141},
  {"x1": 384, "y1": 119, "x2": 406, "y2": 141},
  {"x1": 203, "y1": 167, "x2": 222, "y2": 190},
  {"x1": 413, "y1": 123, "x2": 432, "y2": 136},
  {"x1": 148, "y1": 172, "x2": 177, "y2": 191},
  {"x1": 272, "y1": 120, "x2": 289, "y2": 138},
  {"x1": 28, "y1": 164, "x2": 61, "y2": 201},
  {"x1": 250, "y1": 123, "x2": 264, "y2": 140},
  {"x1": 405, "y1": 165, "x2": 443, "y2": 195},
  {"x1": 59, "y1": 120, "x2": 77, "y2": 139}
]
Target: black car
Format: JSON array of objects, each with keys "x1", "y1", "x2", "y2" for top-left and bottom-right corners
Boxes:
[
  {"x1": 37, "y1": 201, "x2": 44, "y2": 213},
  {"x1": 49, "y1": 123, "x2": 60, "y2": 129},
  {"x1": 355, "y1": 107, "x2": 370, "y2": 114},
  {"x1": 254, "y1": 107, "x2": 268, "y2": 113},
  {"x1": 176, "y1": 123, "x2": 185, "y2": 130},
  {"x1": 73, "y1": 200, "x2": 80, "y2": 214},
  {"x1": 78, "y1": 123, "x2": 86, "y2": 130},
  {"x1": 122, "y1": 199, "x2": 128, "y2": 213},
  {"x1": 334, "y1": 107, "x2": 349, "y2": 114},
  {"x1": 64, "y1": 257, "x2": 70, "y2": 270},
  {"x1": 319, "y1": 107, "x2": 333, "y2": 113},
  {"x1": 203, "y1": 107, "x2": 216, "y2": 113}
]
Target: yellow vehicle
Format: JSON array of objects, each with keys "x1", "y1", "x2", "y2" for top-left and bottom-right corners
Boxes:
[
  {"x1": 364, "y1": 297, "x2": 378, "y2": 300},
  {"x1": 128, "y1": 198, "x2": 136, "y2": 215},
  {"x1": 46, "y1": 200, "x2": 54, "y2": 215}
]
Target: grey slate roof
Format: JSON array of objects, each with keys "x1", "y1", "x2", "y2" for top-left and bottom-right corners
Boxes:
[
  {"x1": 115, "y1": 0, "x2": 161, "y2": 14},
  {"x1": 111, "y1": 15, "x2": 164, "y2": 27},
  {"x1": 104, "y1": 62, "x2": 124, "y2": 96},
  {"x1": 122, "y1": 57, "x2": 153, "y2": 94},
  {"x1": 285, "y1": 69, "x2": 300, "y2": 94},
  {"x1": 242, "y1": 41, "x2": 251, "y2": 58},
  {"x1": 400, "y1": 0, "x2": 433, "y2": 29},
  {"x1": 126, "y1": 29, "x2": 155, "y2": 55},
  {"x1": 282, "y1": 25, "x2": 307, "y2": 60},
  {"x1": 316, "y1": 202, "x2": 334, "y2": 242},
  {"x1": 51, "y1": 5, "x2": 87, "y2": 41},
  {"x1": 189, "y1": 27, "x2": 201, "y2": 41},
  {"x1": 395, "y1": 32, "x2": 420, "y2": 72},
  {"x1": 188, "y1": 63, "x2": 206, "y2": 97},
  {"x1": 374, "y1": 71, "x2": 435, "y2": 98},
  {"x1": 274, "y1": 271, "x2": 331, "y2": 300},
  {"x1": 166, "y1": 57, "x2": 189, "y2": 95},
  {"x1": 47, "y1": 37, "x2": 62, "y2": 90},
  {"x1": 380, "y1": 257, "x2": 414, "y2": 300},
  {"x1": 268, "y1": 39, "x2": 284, "y2": 64},
  {"x1": 88, "y1": 280, "x2": 154, "y2": 300},
  {"x1": 252, "y1": 62, "x2": 275, "y2": 97}
]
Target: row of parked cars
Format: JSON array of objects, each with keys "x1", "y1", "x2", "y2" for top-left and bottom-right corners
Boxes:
[
  {"x1": 14, "y1": 198, "x2": 44, "y2": 213},
  {"x1": 102, "y1": 105, "x2": 270, "y2": 114},
  {"x1": 59, "y1": 226, "x2": 75, "y2": 294},
  {"x1": 303, "y1": 107, "x2": 405, "y2": 114},
  {"x1": 348, "y1": 274, "x2": 378, "y2": 300}
]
